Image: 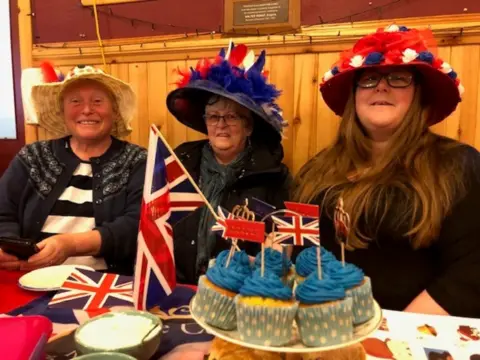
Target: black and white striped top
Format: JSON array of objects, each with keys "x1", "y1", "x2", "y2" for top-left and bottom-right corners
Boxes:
[{"x1": 40, "y1": 162, "x2": 106, "y2": 269}]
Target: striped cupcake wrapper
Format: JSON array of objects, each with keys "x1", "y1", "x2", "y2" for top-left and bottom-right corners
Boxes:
[
  {"x1": 296, "y1": 297, "x2": 354, "y2": 347},
  {"x1": 346, "y1": 276, "x2": 375, "y2": 325},
  {"x1": 195, "y1": 276, "x2": 237, "y2": 330},
  {"x1": 235, "y1": 296, "x2": 299, "y2": 347}
]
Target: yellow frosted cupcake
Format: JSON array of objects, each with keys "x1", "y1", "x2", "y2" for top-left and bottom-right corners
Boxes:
[
  {"x1": 295, "y1": 270, "x2": 354, "y2": 347},
  {"x1": 195, "y1": 251, "x2": 252, "y2": 330},
  {"x1": 235, "y1": 269, "x2": 298, "y2": 347}
]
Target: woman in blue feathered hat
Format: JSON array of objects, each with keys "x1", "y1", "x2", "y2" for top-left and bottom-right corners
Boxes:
[{"x1": 167, "y1": 41, "x2": 291, "y2": 285}]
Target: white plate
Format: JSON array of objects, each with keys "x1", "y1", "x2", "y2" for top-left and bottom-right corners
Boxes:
[
  {"x1": 18, "y1": 265, "x2": 94, "y2": 291},
  {"x1": 190, "y1": 294, "x2": 382, "y2": 353}
]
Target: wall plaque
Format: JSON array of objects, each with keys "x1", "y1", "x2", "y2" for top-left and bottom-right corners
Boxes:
[
  {"x1": 225, "y1": 0, "x2": 300, "y2": 34},
  {"x1": 81, "y1": 0, "x2": 151, "y2": 5}
]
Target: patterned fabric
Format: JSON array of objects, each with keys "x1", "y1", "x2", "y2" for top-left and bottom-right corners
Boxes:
[
  {"x1": 4, "y1": 286, "x2": 213, "y2": 359},
  {"x1": 18, "y1": 140, "x2": 63, "y2": 197},
  {"x1": 48, "y1": 268, "x2": 133, "y2": 310},
  {"x1": 17, "y1": 139, "x2": 146, "y2": 199},
  {"x1": 101, "y1": 143, "x2": 147, "y2": 198}
]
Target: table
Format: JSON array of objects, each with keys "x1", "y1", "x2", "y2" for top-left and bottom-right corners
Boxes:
[{"x1": 1, "y1": 270, "x2": 479, "y2": 359}]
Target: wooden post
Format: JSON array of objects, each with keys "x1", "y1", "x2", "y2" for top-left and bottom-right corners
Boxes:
[{"x1": 18, "y1": 0, "x2": 38, "y2": 144}]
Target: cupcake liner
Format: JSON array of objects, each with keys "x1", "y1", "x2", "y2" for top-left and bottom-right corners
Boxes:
[
  {"x1": 195, "y1": 276, "x2": 237, "y2": 330},
  {"x1": 346, "y1": 276, "x2": 375, "y2": 325},
  {"x1": 296, "y1": 297, "x2": 354, "y2": 347},
  {"x1": 235, "y1": 296, "x2": 299, "y2": 347}
]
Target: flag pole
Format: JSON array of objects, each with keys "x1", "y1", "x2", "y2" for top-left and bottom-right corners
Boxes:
[{"x1": 151, "y1": 125, "x2": 218, "y2": 220}]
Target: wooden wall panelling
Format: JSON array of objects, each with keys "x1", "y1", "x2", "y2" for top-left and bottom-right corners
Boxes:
[
  {"x1": 18, "y1": 0, "x2": 37, "y2": 144},
  {"x1": 292, "y1": 53, "x2": 319, "y2": 175},
  {"x1": 147, "y1": 61, "x2": 169, "y2": 142},
  {"x1": 166, "y1": 60, "x2": 188, "y2": 149},
  {"x1": 429, "y1": 47, "x2": 452, "y2": 137},
  {"x1": 476, "y1": 59, "x2": 480, "y2": 150},
  {"x1": 128, "y1": 62, "x2": 149, "y2": 146},
  {"x1": 316, "y1": 52, "x2": 342, "y2": 152},
  {"x1": 269, "y1": 54, "x2": 295, "y2": 171},
  {"x1": 26, "y1": 15, "x2": 480, "y2": 173},
  {"x1": 110, "y1": 63, "x2": 131, "y2": 141},
  {"x1": 449, "y1": 45, "x2": 480, "y2": 145},
  {"x1": 184, "y1": 59, "x2": 207, "y2": 143}
]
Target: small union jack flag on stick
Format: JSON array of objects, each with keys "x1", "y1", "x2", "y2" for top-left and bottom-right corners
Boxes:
[
  {"x1": 284, "y1": 201, "x2": 319, "y2": 218},
  {"x1": 48, "y1": 268, "x2": 133, "y2": 311},
  {"x1": 334, "y1": 197, "x2": 351, "y2": 266},
  {"x1": 271, "y1": 215, "x2": 320, "y2": 246},
  {"x1": 223, "y1": 214, "x2": 266, "y2": 272},
  {"x1": 272, "y1": 208, "x2": 323, "y2": 279}
]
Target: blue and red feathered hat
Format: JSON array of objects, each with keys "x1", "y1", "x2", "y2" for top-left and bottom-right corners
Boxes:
[
  {"x1": 320, "y1": 24, "x2": 464, "y2": 125},
  {"x1": 166, "y1": 41, "x2": 286, "y2": 143}
]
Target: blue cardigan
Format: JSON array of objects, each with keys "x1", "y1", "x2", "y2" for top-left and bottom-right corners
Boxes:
[{"x1": 0, "y1": 136, "x2": 146, "y2": 275}]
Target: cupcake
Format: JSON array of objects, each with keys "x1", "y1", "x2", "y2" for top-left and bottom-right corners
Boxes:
[
  {"x1": 295, "y1": 270, "x2": 354, "y2": 347},
  {"x1": 324, "y1": 262, "x2": 375, "y2": 325},
  {"x1": 254, "y1": 248, "x2": 295, "y2": 287},
  {"x1": 235, "y1": 269, "x2": 299, "y2": 346},
  {"x1": 195, "y1": 250, "x2": 252, "y2": 330},
  {"x1": 295, "y1": 246, "x2": 339, "y2": 284},
  {"x1": 208, "y1": 249, "x2": 248, "y2": 268}
]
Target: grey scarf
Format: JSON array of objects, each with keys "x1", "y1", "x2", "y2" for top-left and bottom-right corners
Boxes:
[{"x1": 196, "y1": 143, "x2": 250, "y2": 270}]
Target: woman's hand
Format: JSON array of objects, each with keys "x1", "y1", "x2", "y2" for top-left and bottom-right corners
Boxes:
[
  {"x1": 0, "y1": 249, "x2": 23, "y2": 271},
  {"x1": 20, "y1": 234, "x2": 75, "y2": 271}
]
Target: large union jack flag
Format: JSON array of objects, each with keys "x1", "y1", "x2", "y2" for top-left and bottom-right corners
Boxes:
[
  {"x1": 48, "y1": 268, "x2": 133, "y2": 310},
  {"x1": 133, "y1": 125, "x2": 206, "y2": 310},
  {"x1": 271, "y1": 215, "x2": 320, "y2": 246}
]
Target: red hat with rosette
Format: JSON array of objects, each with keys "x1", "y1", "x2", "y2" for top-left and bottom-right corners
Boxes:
[{"x1": 320, "y1": 24, "x2": 464, "y2": 125}]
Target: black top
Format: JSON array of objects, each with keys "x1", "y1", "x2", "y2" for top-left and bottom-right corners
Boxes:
[
  {"x1": 297, "y1": 144, "x2": 480, "y2": 318},
  {"x1": 173, "y1": 139, "x2": 291, "y2": 285},
  {"x1": 0, "y1": 136, "x2": 147, "y2": 275}
]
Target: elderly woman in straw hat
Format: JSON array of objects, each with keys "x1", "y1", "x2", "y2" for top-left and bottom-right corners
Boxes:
[
  {"x1": 166, "y1": 42, "x2": 291, "y2": 285},
  {"x1": 293, "y1": 24, "x2": 480, "y2": 317},
  {"x1": 0, "y1": 64, "x2": 146, "y2": 275}
]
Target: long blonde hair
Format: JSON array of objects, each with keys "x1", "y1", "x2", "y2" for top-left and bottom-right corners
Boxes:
[{"x1": 293, "y1": 87, "x2": 466, "y2": 249}]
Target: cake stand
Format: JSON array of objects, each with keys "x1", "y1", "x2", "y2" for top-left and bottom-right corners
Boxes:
[{"x1": 189, "y1": 295, "x2": 382, "y2": 353}]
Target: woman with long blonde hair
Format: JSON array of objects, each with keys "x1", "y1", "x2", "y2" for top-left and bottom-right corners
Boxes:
[{"x1": 294, "y1": 25, "x2": 480, "y2": 317}]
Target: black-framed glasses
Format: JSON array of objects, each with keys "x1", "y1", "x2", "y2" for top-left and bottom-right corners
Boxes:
[
  {"x1": 357, "y1": 71, "x2": 414, "y2": 89},
  {"x1": 203, "y1": 113, "x2": 243, "y2": 126}
]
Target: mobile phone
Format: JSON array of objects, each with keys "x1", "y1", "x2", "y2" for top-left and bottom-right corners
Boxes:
[{"x1": 0, "y1": 236, "x2": 39, "y2": 260}]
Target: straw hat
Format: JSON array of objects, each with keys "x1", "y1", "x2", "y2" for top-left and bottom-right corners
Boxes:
[
  {"x1": 22, "y1": 63, "x2": 135, "y2": 137},
  {"x1": 319, "y1": 24, "x2": 464, "y2": 125}
]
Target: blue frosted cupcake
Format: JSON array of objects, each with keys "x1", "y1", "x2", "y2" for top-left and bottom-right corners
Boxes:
[
  {"x1": 254, "y1": 248, "x2": 295, "y2": 287},
  {"x1": 295, "y1": 246, "x2": 339, "y2": 284},
  {"x1": 208, "y1": 249, "x2": 248, "y2": 268},
  {"x1": 235, "y1": 269, "x2": 299, "y2": 346},
  {"x1": 324, "y1": 262, "x2": 375, "y2": 325},
  {"x1": 195, "y1": 250, "x2": 252, "y2": 330},
  {"x1": 295, "y1": 271, "x2": 354, "y2": 347}
]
